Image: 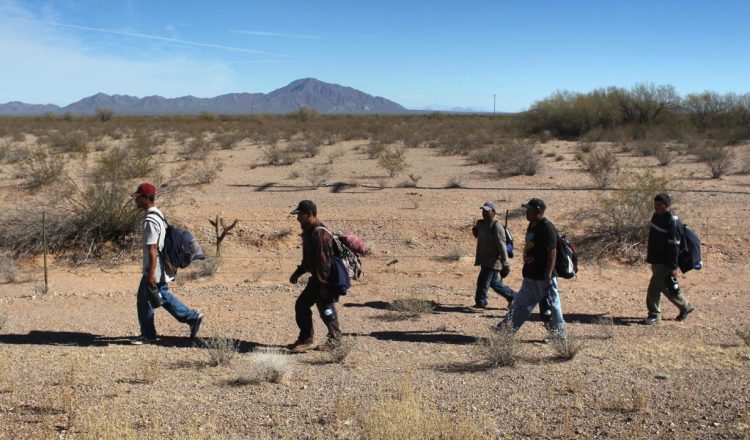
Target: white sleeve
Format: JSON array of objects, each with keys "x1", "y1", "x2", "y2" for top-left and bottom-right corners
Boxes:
[{"x1": 144, "y1": 219, "x2": 161, "y2": 246}]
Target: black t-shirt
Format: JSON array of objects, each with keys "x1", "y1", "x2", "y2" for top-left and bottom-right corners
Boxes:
[{"x1": 522, "y1": 218, "x2": 558, "y2": 280}]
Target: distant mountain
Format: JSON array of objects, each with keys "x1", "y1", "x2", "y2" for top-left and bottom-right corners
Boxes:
[
  {"x1": 420, "y1": 105, "x2": 492, "y2": 113},
  {"x1": 0, "y1": 78, "x2": 407, "y2": 116}
]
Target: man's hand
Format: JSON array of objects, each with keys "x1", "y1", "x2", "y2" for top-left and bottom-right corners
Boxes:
[
  {"x1": 290, "y1": 273, "x2": 299, "y2": 284},
  {"x1": 147, "y1": 273, "x2": 157, "y2": 286},
  {"x1": 671, "y1": 269, "x2": 679, "y2": 278},
  {"x1": 500, "y1": 265, "x2": 510, "y2": 278}
]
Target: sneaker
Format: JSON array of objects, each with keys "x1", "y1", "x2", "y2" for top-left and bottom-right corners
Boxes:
[
  {"x1": 189, "y1": 313, "x2": 203, "y2": 339},
  {"x1": 676, "y1": 305, "x2": 695, "y2": 322},
  {"x1": 288, "y1": 339, "x2": 315, "y2": 353},
  {"x1": 641, "y1": 317, "x2": 661, "y2": 326},
  {"x1": 131, "y1": 336, "x2": 158, "y2": 345}
]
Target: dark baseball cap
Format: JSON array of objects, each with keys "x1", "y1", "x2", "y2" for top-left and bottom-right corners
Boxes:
[
  {"x1": 521, "y1": 198, "x2": 546, "y2": 212},
  {"x1": 131, "y1": 183, "x2": 156, "y2": 198},
  {"x1": 654, "y1": 193, "x2": 671, "y2": 206},
  {"x1": 481, "y1": 201, "x2": 497, "y2": 212},
  {"x1": 291, "y1": 200, "x2": 317, "y2": 215}
]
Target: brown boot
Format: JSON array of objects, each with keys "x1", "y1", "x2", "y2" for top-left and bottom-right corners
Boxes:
[{"x1": 288, "y1": 339, "x2": 315, "y2": 353}]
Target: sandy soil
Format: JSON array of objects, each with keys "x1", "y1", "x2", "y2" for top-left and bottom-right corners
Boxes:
[{"x1": 1, "y1": 137, "x2": 749, "y2": 439}]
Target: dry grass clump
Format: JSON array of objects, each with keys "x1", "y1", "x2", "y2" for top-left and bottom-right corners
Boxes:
[
  {"x1": 46, "y1": 130, "x2": 89, "y2": 154},
  {"x1": 737, "y1": 325, "x2": 750, "y2": 347},
  {"x1": 550, "y1": 332, "x2": 585, "y2": 361},
  {"x1": 306, "y1": 163, "x2": 331, "y2": 188},
  {"x1": 444, "y1": 176, "x2": 464, "y2": 188},
  {"x1": 201, "y1": 333, "x2": 240, "y2": 367},
  {"x1": 632, "y1": 385, "x2": 652, "y2": 413},
  {"x1": 327, "y1": 336, "x2": 358, "y2": 364},
  {"x1": 137, "y1": 358, "x2": 163, "y2": 384},
  {"x1": 478, "y1": 323, "x2": 518, "y2": 367},
  {"x1": 180, "y1": 135, "x2": 213, "y2": 161},
  {"x1": 594, "y1": 316, "x2": 615, "y2": 339},
  {"x1": 248, "y1": 347, "x2": 293, "y2": 384},
  {"x1": 359, "y1": 379, "x2": 490, "y2": 440},
  {"x1": 391, "y1": 298, "x2": 437, "y2": 316},
  {"x1": 581, "y1": 148, "x2": 619, "y2": 189},
  {"x1": 262, "y1": 144, "x2": 298, "y2": 165}
]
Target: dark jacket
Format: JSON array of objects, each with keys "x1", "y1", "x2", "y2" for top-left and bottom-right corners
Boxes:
[
  {"x1": 473, "y1": 218, "x2": 509, "y2": 270},
  {"x1": 646, "y1": 211, "x2": 680, "y2": 269},
  {"x1": 298, "y1": 222, "x2": 335, "y2": 284}
]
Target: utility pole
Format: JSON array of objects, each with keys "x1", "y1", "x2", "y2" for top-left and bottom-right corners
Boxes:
[{"x1": 493, "y1": 94, "x2": 496, "y2": 117}]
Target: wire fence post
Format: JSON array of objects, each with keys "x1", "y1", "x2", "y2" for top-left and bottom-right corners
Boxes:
[{"x1": 42, "y1": 211, "x2": 49, "y2": 294}]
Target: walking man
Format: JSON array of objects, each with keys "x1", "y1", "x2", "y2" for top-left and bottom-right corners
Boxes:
[
  {"x1": 131, "y1": 183, "x2": 202, "y2": 344},
  {"x1": 499, "y1": 198, "x2": 566, "y2": 338},
  {"x1": 643, "y1": 193, "x2": 695, "y2": 325},
  {"x1": 288, "y1": 200, "x2": 342, "y2": 352},
  {"x1": 472, "y1": 201, "x2": 515, "y2": 309}
]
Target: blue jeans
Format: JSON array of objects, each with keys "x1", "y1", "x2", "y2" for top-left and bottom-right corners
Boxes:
[
  {"x1": 137, "y1": 276, "x2": 200, "y2": 339},
  {"x1": 475, "y1": 266, "x2": 515, "y2": 307},
  {"x1": 503, "y1": 277, "x2": 565, "y2": 335}
]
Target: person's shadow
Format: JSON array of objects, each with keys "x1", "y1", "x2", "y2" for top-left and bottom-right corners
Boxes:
[{"x1": 0, "y1": 331, "x2": 271, "y2": 352}]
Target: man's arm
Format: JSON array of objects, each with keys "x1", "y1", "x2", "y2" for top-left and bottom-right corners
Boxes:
[
  {"x1": 493, "y1": 222, "x2": 509, "y2": 266},
  {"x1": 667, "y1": 219, "x2": 681, "y2": 276},
  {"x1": 546, "y1": 248, "x2": 557, "y2": 280},
  {"x1": 147, "y1": 244, "x2": 158, "y2": 286}
]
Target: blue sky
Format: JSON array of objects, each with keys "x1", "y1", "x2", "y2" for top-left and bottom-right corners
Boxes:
[{"x1": 1, "y1": 0, "x2": 748, "y2": 111}]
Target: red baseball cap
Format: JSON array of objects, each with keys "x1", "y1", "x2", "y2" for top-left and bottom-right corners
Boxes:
[{"x1": 131, "y1": 183, "x2": 156, "y2": 198}]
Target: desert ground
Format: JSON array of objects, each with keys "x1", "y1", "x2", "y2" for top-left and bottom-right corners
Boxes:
[{"x1": 0, "y1": 129, "x2": 749, "y2": 439}]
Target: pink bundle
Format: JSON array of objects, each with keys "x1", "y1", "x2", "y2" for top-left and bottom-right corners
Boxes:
[{"x1": 340, "y1": 232, "x2": 367, "y2": 255}]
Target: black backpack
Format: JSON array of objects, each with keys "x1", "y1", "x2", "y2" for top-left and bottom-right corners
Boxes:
[
  {"x1": 146, "y1": 211, "x2": 205, "y2": 271},
  {"x1": 676, "y1": 220, "x2": 702, "y2": 273},
  {"x1": 555, "y1": 232, "x2": 578, "y2": 279}
]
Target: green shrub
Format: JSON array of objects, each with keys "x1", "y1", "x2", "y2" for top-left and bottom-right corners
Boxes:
[
  {"x1": 95, "y1": 108, "x2": 114, "y2": 122},
  {"x1": 378, "y1": 148, "x2": 409, "y2": 177}
]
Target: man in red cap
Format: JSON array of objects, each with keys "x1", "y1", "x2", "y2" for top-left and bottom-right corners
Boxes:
[{"x1": 131, "y1": 183, "x2": 203, "y2": 344}]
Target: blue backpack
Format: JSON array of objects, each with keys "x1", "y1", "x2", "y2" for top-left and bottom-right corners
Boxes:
[
  {"x1": 677, "y1": 221, "x2": 702, "y2": 273},
  {"x1": 146, "y1": 211, "x2": 205, "y2": 271}
]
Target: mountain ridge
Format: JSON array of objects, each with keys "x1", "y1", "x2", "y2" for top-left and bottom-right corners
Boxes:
[{"x1": 0, "y1": 78, "x2": 408, "y2": 115}]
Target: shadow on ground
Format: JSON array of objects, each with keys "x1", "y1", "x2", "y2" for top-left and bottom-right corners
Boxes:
[
  {"x1": 369, "y1": 330, "x2": 477, "y2": 345},
  {"x1": 0, "y1": 331, "x2": 273, "y2": 353}
]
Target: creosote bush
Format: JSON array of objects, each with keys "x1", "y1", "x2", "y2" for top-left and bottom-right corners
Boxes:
[
  {"x1": 575, "y1": 172, "x2": 669, "y2": 263},
  {"x1": 704, "y1": 146, "x2": 735, "y2": 179},
  {"x1": 20, "y1": 149, "x2": 66, "y2": 190},
  {"x1": 495, "y1": 141, "x2": 541, "y2": 176},
  {"x1": 581, "y1": 148, "x2": 619, "y2": 189},
  {"x1": 377, "y1": 148, "x2": 409, "y2": 177}
]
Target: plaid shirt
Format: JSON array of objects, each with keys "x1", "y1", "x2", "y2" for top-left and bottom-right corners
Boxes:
[{"x1": 300, "y1": 222, "x2": 335, "y2": 284}]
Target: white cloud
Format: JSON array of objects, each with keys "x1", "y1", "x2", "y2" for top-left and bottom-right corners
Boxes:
[{"x1": 0, "y1": 1, "x2": 245, "y2": 104}]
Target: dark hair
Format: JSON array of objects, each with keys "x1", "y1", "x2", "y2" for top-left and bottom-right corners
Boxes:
[{"x1": 654, "y1": 193, "x2": 671, "y2": 206}]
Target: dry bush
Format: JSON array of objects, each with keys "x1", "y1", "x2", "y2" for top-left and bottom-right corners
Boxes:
[
  {"x1": 262, "y1": 144, "x2": 297, "y2": 165},
  {"x1": 328, "y1": 336, "x2": 358, "y2": 364},
  {"x1": 391, "y1": 298, "x2": 437, "y2": 316},
  {"x1": 92, "y1": 143, "x2": 158, "y2": 180},
  {"x1": 201, "y1": 333, "x2": 240, "y2": 367},
  {"x1": 95, "y1": 107, "x2": 114, "y2": 122},
  {"x1": 189, "y1": 158, "x2": 224, "y2": 185},
  {"x1": 738, "y1": 156, "x2": 750, "y2": 175},
  {"x1": 327, "y1": 149, "x2": 345, "y2": 164},
  {"x1": 704, "y1": 146, "x2": 735, "y2": 178},
  {"x1": 19, "y1": 149, "x2": 66, "y2": 190},
  {"x1": 575, "y1": 173, "x2": 670, "y2": 263},
  {"x1": 478, "y1": 323, "x2": 518, "y2": 367},
  {"x1": 359, "y1": 379, "x2": 490, "y2": 440},
  {"x1": 654, "y1": 145, "x2": 675, "y2": 166},
  {"x1": 180, "y1": 135, "x2": 213, "y2": 161},
  {"x1": 444, "y1": 176, "x2": 464, "y2": 188},
  {"x1": 581, "y1": 148, "x2": 619, "y2": 189},
  {"x1": 248, "y1": 347, "x2": 293, "y2": 383},
  {"x1": 288, "y1": 140, "x2": 321, "y2": 159},
  {"x1": 0, "y1": 143, "x2": 31, "y2": 164},
  {"x1": 377, "y1": 148, "x2": 409, "y2": 177},
  {"x1": 737, "y1": 326, "x2": 750, "y2": 346},
  {"x1": 366, "y1": 141, "x2": 389, "y2": 159},
  {"x1": 46, "y1": 130, "x2": 89, "y2": 154},
  {"x1": 306, "y1": 163, "x2": 331, "y2": 188},
  {"x1": 550, "y1": 332, "x2": 584, "y2": 361},
  {"x1": 495, "y1": 141, "x2": 541, "y2": 176},
  {"x1": 214, "y1": 132, "x2": 242, "y2": 150}
]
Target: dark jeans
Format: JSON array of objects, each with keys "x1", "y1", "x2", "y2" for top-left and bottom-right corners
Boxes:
[
  {"x1": 475, "y1": 266, "x2": 515, "y2": 307},
  {"x1": 295, "y1": 279, "x2": 341, "y2": 343},
  {"x1": 137, "y1": 276, "x2": 200, "y2": 339}
]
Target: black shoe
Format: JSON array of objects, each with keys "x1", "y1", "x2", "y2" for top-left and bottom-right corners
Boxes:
[
  {"x1": 472, "y1": 303, "x2": 487, "y2": 309},
  {"x1": 642, "y1": 317, "x2": 661, "y2": 326},
  {"x1": 131, "y1": 336, "x2": 158, "y2": 345},
  {"x1": 676, "y1": 306, "x2": 695, "y2": 322},
  {"x1": 189, "y1": 313, "x2": 203, "y2": 339}
]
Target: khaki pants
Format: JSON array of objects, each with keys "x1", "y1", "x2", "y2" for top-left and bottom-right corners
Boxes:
[{"x1": 646, "y1": 264, "x2": 691, "y2": 318}]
